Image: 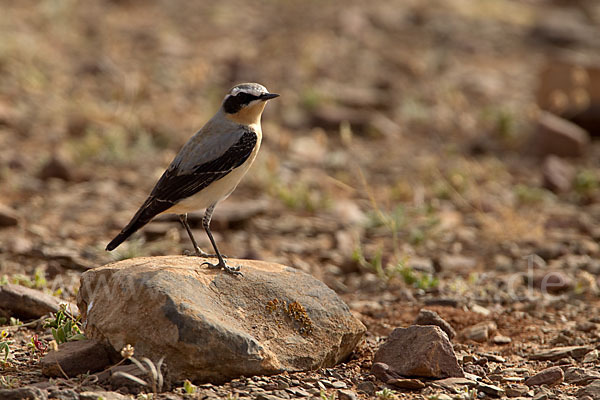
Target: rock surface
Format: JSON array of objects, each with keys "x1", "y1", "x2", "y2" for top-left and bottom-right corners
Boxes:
[
  {"x1": 413, "y1": 309, "x2": 456, "y2": 340},
  {"x1": 0, "y1": 387, "x2": 48, "y2": 400},
  {"x1": 77, "y1": 256, "x2": 366, "y2": 383},
  {"x1": 41, "y1": 339, "x2": 113, "y2": 377},
  {"x1": 577, "y1": 380, "x2": 600, "y2": 400},
  {"x1": 373, "y1": 325, "x2": 464, "y2": 379},
  {"x1": 534, "y1": 111, "x2": 590, "y2": 158},
  {"x1": 0, "y1": 203, "x2": 18, "y2": 227},
  {"x1": 542, "y1": 155, "x2": 575, "y2": 193},
  {"x1": 529, "y1": 345, "x2": 593, "y2": 361},
  {"x1": 524, "y1": 366, "x2": 564, "y2": 386},
  {"x1": 0, "y1": 284, "x2": 70, "y2": 319}
]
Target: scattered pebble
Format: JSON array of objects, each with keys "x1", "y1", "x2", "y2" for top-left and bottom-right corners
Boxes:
[
  {"x1": 524, "y1": 366, "x2": 564, "y2": 387},
  {"x1": 493, "y1": 335, "x2": 512, "y2": 344},
  {"x1": 413, "y1": 309, "x2": 456, "y2": 339},
  {"x1": 0, "y1": 203, "x2": 18, "y2": 227}
]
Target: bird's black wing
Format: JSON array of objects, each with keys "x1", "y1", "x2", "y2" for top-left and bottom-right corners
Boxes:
[{"x1": 106, "y1": 130, "x2": 257, "y2": 251}]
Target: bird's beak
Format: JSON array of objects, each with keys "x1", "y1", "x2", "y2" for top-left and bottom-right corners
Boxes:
[{"x1": 260, "y1": 93, "x2": 280, "y2": 101}]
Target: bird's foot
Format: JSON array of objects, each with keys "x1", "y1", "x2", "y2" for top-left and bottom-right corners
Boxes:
[
  {"x1": 183, "y1": 247, "x2": 225, "y2": 258},
  {"x1": 201, "y1": 259, "x2": 243, "y2": 276}
]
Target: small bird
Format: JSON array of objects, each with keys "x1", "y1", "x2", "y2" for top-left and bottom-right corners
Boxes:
[{"x1": 106, "y1": 83, "x2": 279, "y2": 275}]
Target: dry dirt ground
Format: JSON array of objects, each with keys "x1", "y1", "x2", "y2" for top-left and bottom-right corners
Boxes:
[{"x1": 1, "y1": 0, "x2": 600, "y2": 399}]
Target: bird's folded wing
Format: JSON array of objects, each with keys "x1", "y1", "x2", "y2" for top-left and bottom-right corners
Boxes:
[{"x1": 148, "y1": 129, "x2": 257, "y2": 208}]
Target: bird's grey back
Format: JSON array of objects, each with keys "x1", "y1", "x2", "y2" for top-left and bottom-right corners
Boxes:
[{"x1": 170, "y1": 109, "x2": 247, "y2": 174}]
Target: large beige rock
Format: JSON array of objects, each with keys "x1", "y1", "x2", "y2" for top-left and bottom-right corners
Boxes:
[{"x1": 77, "y1": 256, "x2": 365, "y2": 383}]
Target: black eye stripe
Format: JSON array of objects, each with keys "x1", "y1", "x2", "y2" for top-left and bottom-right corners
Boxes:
[{"x1": 223, "y1": 92, "x2": 261, "y2": 114}]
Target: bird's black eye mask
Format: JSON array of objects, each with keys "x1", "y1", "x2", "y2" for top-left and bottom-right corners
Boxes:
[{"x1": 223, "y1": 92, "x2": 261, "y2": 114}]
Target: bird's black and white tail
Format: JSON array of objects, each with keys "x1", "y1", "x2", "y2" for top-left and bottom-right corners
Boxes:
[{"x1": 105, "y1": 198, "x2": 170, "y2": 251}]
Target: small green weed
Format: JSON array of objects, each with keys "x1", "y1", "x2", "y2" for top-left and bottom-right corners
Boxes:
[
  {"x1": 44, "y1": 305, "x2": 85, "y2": 344},
  {"x1": 574, "y1": 169, "x2": 599, "y2": 198},
  {"x1": 0, "y1": 375, "x2": 18, "y2": 388},
  {"x1": 514, "y1": 184, "x2": 552, "y2": 205},
  {"x1": 320, "y1": 388, "x2": 335, "y2": 400},
  {"x1": 183, "y1": 379, "x2": 196, "y2": 394},
  {"x1": 376, "y1": 387, "x2": 397, "y2": 399},
  {"x1": 0, "y1": 330, "x2": 13, "y2": 363}
]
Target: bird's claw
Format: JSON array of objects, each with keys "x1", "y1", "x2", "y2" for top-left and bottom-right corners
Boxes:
[{"x1": 201, "y1": 260, "x2": 243, "y2": 276}]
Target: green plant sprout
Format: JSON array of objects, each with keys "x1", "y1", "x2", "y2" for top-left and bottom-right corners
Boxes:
[{"x1": 44, "y1": 305, "x2": 85, "y2": 344}]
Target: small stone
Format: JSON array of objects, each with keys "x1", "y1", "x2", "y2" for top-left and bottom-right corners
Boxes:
[
  {"x1": 371, "y1": 362, "x2": 399, "y2": 382},
  {"x1": 583, "y1": 350, "x2": 600, "y2": 363},
  {"x1": 470, "y1": 304, "x2": 491, "y2": 316},
  {"x1": 435, "y1": 377, "x2": 478, "y2": 391},
  {"x1": 577, "y1": 380, "x2": 600, "y2": 399},
  {"x1": 530, "y1": 345, "x2": 593, "y2": 361},
  {"x1": 542, "y1": 155, "x2": 575, "y2": 193},
  {"x1": 524, "y1": 366, "x2": 564, "y2": 386},
  {"x1": 438, "y1": 254, "x2": 477, "y2": 272},
  {"x1": 0, "y1": 387, "x2": 48, "y2": 400},
  {"x1": 531, "y1": 271, "x2": 572, "y2": 294},
  {"x1": 423, "y1": 298, "x2": 460, "y2": 307},
  {"x1": 493, "y1": 335, "x2": 512, "y2": 345},
  {"x1": 0, "y1": 284, "x2": 68, "y2": 319},
  {"x1": 331, "y1": 381, "x2": 346, "y2": 389},
  {"x1": 38, "y1": 155, "x2": 73, "y2": 181},
  {"x1": 462, "y1": 322, "x2": 496, "y2": 342},
  {"x1": 534, "y1": 111, "x2": 590, "y2": 158},
  {"x1": 41, "y1": 340, "x2": 112, "y2": 377},
  {"x1": 564, "y1": 367, "x2": 600, "y2": 385},
  {"x1": 373, "y1": 325, "x2": 464, "y2": 379},
  {"x1": 578, "y1": 321, "x2": 598, "y2": 332},
  {"x1": 0, "y1": 204, "x2": 18, "y2": 227},
  {"x1": 286, "y1": 387, "x2": 310, "y2": 397},
  {"x1": 79, "y1": 391, "x2": 130, "y2": 400},
  {"x1": 505, "y1": 384, "x2": 530, "y2": 397},
  {"x1": 477, "y1": 382, "x2": 505, "y2": 397},
  {"x1": 413, "y1": 309, "x2": 456, "y2": 340},
  {"x1": 48, "y1": 388, "x2": 79, "y2": 400},
  {"x1": 356, "y1": 381, "x2": 376, "y2": 395},
  {"x1": 387, "y1": 378, "x2": 426, "y2": 390},
  {"x1": 493, "y1": 254, "x2": 513, "y2": 271},
  {"x1": 337, "y1": 389, "x2": 358, "y2": 400}
]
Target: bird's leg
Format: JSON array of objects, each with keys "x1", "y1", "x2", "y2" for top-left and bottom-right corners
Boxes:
[
  {"x1": 200, "y1": 204, "x2": 242, "y2": 276},
  {"x1": 179, "y1": 214, "x2": 211, "y2": 257}
]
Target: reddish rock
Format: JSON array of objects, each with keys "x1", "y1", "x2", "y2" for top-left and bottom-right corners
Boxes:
[
  {"x1": 38, "y1": 155, "x2": 73, "y2": 181},
  {"x1": 41, "y1": 340, "x2": 113, "y2": 377},
  {"x1": 373, "y1": 325, "x2": 464, "y2": 379},
  {"x1": 525, "y1": 366, "x2": 564, "y2": 387},
  {"x1": 0, "y1": 204, "x2": 18, "y2": 227},
  {"x1": 542, "y1": 155, "x2": 575, "y2": 193},
  {"x1": 371, "y1": 362, "x2": 400, "y2": 382},
  {"x1": 388, "y1": 378, "x2": 426, "y2": 390},
  {"x1": 534, "y1": 111, "x2": 590, "y2": 158},
  {"x1": 0, "y1": 284, "x2": 69, "y2": 319},
  {"x1": 531, "y1": 271, "x2": 573, "y2": 294},
  {"x1": 413, "y1": 309, "x2": 456, "y2": 340}
]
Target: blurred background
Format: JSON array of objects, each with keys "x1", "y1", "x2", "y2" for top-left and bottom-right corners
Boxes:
[{"x1": 0, "y1": 0, "x2": 599, "y2": 329}]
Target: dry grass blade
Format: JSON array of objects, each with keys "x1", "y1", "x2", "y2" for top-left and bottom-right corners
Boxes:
[{"x1": 112, "y1": 371, "x2": 148, "y2": 387}]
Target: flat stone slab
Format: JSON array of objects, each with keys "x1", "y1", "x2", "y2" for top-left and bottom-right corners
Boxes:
[
  {"x1": 77, "y1": 256, "x2": 365, "y2": 383},
  {"x1": 0, "y1": 284, "x2": 73, "y2": 319}
]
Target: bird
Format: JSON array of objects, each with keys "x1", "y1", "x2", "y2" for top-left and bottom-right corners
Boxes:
[{"x1": 105, "y1": 83, "x2": 279, "y2": 275}]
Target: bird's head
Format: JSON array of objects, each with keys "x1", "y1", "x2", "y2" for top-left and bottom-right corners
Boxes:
[{"x1": 222, "y1": 83, "x2": 279, "y2": 126}]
